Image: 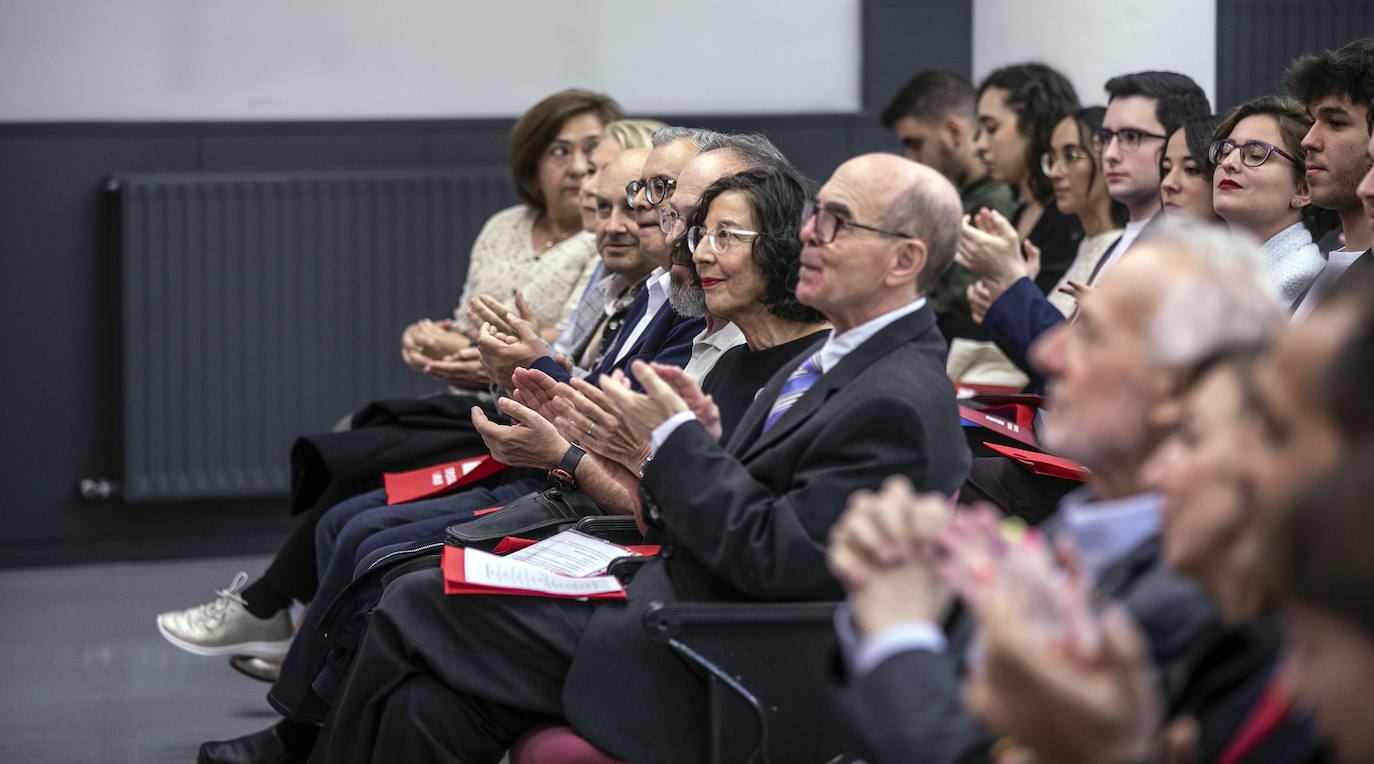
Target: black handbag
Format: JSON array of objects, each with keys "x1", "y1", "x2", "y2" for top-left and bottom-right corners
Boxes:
[{"x1": 443, "y1": 487, "x2": 604, "y2": 550}]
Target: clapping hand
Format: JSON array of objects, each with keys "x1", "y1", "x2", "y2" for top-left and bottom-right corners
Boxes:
[
  {"x1": 955, "y1": 209, "x2": 1035, "y2": 290},
  {"x1": 550, "y1": 378, "x2": 651, "y2": 473},
  {"x1": 470, "y1": 396, "x2": 568, "y2": 470},
  {"x1": 597, "y1": 361, "x2": 691, "y2": 443},
  {"x1": 466, "y1": 292, "x2": 541, "y2": 339},
  {"x1": 476, "y1": 313, "x2": 551, "y2": 390}
]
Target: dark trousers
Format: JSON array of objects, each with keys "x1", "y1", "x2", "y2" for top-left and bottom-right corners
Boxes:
[{"x1": 307, "y1": 566, "x2": 600, "y2": 764}]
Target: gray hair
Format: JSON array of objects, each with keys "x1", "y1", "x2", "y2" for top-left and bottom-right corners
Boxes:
[
  {"x1": 1139, "y1": 216, "x2": 1285, "y2": 366},
  {"x1": 880, "y1": 177, "x2": 963, "y2": 296},
  {"x1": 651, "y1": 126, "x2": 729, "y2": 151},
  {"x1": 711, "y1": 133, "x2": 808, "y2": 189}
]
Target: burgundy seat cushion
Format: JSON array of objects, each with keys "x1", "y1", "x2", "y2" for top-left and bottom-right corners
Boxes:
[{"x1": 508, "y1": 724, "x2": 627, "y2": 764}]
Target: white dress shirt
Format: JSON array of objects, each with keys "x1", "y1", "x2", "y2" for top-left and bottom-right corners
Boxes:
[{"x1": 611, "y1": 268, "x2": 670, "y2": 366}]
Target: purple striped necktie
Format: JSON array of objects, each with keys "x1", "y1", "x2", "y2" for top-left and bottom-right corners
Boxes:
[{"x1": 760, "y1": 353, "x2": 823, "y2": 434}]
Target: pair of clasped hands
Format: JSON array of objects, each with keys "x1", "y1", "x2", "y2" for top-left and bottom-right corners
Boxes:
[{"x1": 828, "y1": 480, "x2": 1160, "y2": 764}]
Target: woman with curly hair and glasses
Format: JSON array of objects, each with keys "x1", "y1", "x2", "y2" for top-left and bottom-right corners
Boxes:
[{"x1": 1211, "y1": 96, "x2": 1333, "y2": 310}]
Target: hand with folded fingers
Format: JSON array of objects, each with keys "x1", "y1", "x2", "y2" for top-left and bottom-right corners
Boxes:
[
  {"x1": 955, "y1": 208, "x2": 1034, "y2": 291},
  {"x1": 826, "y1": 476, "x2": 955, "y2": 634},
  {"x1": 550, "y1": 378, "x2": 650, "y2": 473},
  {"x1": 962, "y1": 593, "x2": 1161, "y2": 764},
  {"x1": 401, "y1": 317, "x2": 468, "y2": 370}
]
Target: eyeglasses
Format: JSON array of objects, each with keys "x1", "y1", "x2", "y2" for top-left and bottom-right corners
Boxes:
[
  {"x1": 800, "y1": 199, "x2": 913, "y2": 245},
  {"x1": 1040, "y1": 147, "x2": 1093, "y2": 176},
  {"x1": 686, "y1": 223, "x2": 761, "y2": 254},
  {"x1": 1208, "y1": 138, "x2": 1300, "y2": 169},
  {"x1": 658, "y1": 205, "x2": 687, "y2": 236},
  {"x1": 625, "y1": 176, "x2": 676, "y2": 207},
  {"x1": 1091, "y1": 127, "x2": 1169, "y2": 153}
]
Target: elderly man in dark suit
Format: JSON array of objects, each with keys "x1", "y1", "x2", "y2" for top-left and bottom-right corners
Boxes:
[
  {"x1": 297, "y1": 154, "x2": 972, "y2": 764},
  {"x1": 825, "y1": 216, "x2": 1277, "y2": 764}
]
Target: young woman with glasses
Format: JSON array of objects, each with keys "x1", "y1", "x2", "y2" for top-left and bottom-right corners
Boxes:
[{"x1": 1211, "y1": 96, "x2": 1326, "y2": 309}]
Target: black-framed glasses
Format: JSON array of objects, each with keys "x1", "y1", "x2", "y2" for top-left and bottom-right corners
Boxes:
[
  {"x1": 800, "y1": 199, "x2": 914, "y2": 245},
  {"x1": 686, "y1": 223, "x2": 761, "y2": 254},
  {"x1": 1091, "y1": 127, "x2": 1169, "y2": 153},
  {"x1": 625, "y1": 176, "x2": 676, "y2": 207},
  {"x1": 1040, "y1": 147, "x2": 1092, "y2": 176},
  {"x1": 1208, "y1": 138, "x2": 1300, "y2": 169}
]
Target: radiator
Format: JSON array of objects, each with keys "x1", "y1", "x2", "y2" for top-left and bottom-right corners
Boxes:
[{"x1": 112, "y1": 168, "x2": 514, "y2": 502}]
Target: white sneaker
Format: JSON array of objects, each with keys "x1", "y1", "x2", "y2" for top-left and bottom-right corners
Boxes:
[{"x1": 156, "y1": 572, "x2": 294, "y2": 658}]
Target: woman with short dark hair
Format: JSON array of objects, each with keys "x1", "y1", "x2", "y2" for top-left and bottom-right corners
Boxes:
[{"x1": 1160, "y1": 113, "x2": 1223, "y2": 222}]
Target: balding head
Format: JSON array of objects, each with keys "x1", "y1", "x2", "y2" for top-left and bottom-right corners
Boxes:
[
  {"x1": 1030, "y1": 217, "x2": 1283, "y2": 474},
  {"x1": 796, "y1": 154, "x2": 962, "y2": 332}
]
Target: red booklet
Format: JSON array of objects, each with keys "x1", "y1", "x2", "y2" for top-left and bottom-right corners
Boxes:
[
  {"x1": 383, "y1": 455, "x2": 505, "y2": 505},
  {"x1": 983, "y1": 442, "x2": 1090, "y2": 482},
  {"x1": 959, "y1": 405, "x2": 1040, "y2": 449}
]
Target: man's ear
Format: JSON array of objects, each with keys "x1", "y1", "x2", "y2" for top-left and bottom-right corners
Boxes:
[
  {"x1": 885, "y1": 238, "x2": 928, "y2": 292},
  {"x1": 944, "y1": 115, "x2": 967, "y2": 147},
  {"x1": 1145, "y1": 367, "x2": 1189, "y2": 432}
]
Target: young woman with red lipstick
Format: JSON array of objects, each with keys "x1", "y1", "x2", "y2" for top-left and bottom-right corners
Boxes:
[{"x1": 1211, "y1": 96, "x2": 1326, "y2": 310}]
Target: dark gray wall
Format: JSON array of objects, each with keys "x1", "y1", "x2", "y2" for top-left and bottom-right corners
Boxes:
[
  {"x1": 0, "y1": 0, "x2": 974, "y2": 568},
  {"x1": 1215, "y1": 0, "x2": 1374, "y2": 112}
]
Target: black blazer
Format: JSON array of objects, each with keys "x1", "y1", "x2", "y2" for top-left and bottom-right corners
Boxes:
[
  {"x1": 562, "y1": 305, "x2": 972, "y2": 764},
  {"x1": 835, "y1": 533, "x2": 1215, "y2": 764}
]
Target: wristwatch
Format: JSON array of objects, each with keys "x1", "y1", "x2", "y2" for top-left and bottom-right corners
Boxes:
[{"x1": 547, "y1": 443, "x2": 586, "y2": 492}]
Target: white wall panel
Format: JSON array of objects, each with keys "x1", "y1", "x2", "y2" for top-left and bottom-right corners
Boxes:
[
  {"x1": 972, "y1": 0, "x2": 1216, "y2": 111},
  {"x1": 0, "y1": 0, "x2": 862, "y2": 121}
]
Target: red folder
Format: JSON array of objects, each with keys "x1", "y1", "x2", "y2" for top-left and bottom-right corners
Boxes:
[
  {"x1": 959, "y1": 405, "x2": 1040, "y2": 449},
  {"x1": 983, "y1": 442, "x2": 1090, "y2": 481},
  {"x1": 383, "y1": 455, "x2": 506, "y2": 505},
  {"x1": 441, "y1": 546, "x2": 628, "y2": 599}
]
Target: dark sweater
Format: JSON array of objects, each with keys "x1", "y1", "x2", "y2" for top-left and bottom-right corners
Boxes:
[{"x1": 701, "y1": 330, "x2": 831, "y2": 444}]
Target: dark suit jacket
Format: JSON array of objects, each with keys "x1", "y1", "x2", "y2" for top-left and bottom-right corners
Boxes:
[
  {"x1": 835, "y1": 532, "x2": 1214, "y2": 764},
  {"x1": 562, "y1": 305, "x2": 972, "y2": 764},
  {"x1": 529, "y1": 279, "x2": 705, "y2": 391}
]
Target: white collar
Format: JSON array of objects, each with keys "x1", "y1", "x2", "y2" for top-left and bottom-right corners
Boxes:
[
  {"x1": 814, "y1": 299, "x2": 925, "y2": 374},
  {"x1": 1059, "y1": 489, "x2": 1162, "y2": 576}
]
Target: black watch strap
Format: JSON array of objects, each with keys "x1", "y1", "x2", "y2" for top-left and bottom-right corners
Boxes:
[{"x1": 548, "y1": 443, "x2": 586, "y2": 491}]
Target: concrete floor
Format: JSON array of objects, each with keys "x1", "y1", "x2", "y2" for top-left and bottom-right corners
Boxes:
[{"x1": 0, "y1": 554, "x2": 283, "y2": 763}]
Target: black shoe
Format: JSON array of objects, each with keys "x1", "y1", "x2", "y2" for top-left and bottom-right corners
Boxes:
[
  {"x1": 197, "y1": 726, "x2": 306, "y2": 764},
  {"x1": 229, "y1": 654, "x2": 282, "y2": 683}
]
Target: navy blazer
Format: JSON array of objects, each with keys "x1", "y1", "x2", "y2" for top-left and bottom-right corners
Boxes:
[
  {"x1": 527, "y1": 281, "x2": 704, "y2": 391},
  {"x1": 981, "y1": 275, "x2": 1067, "y2": 375}
]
